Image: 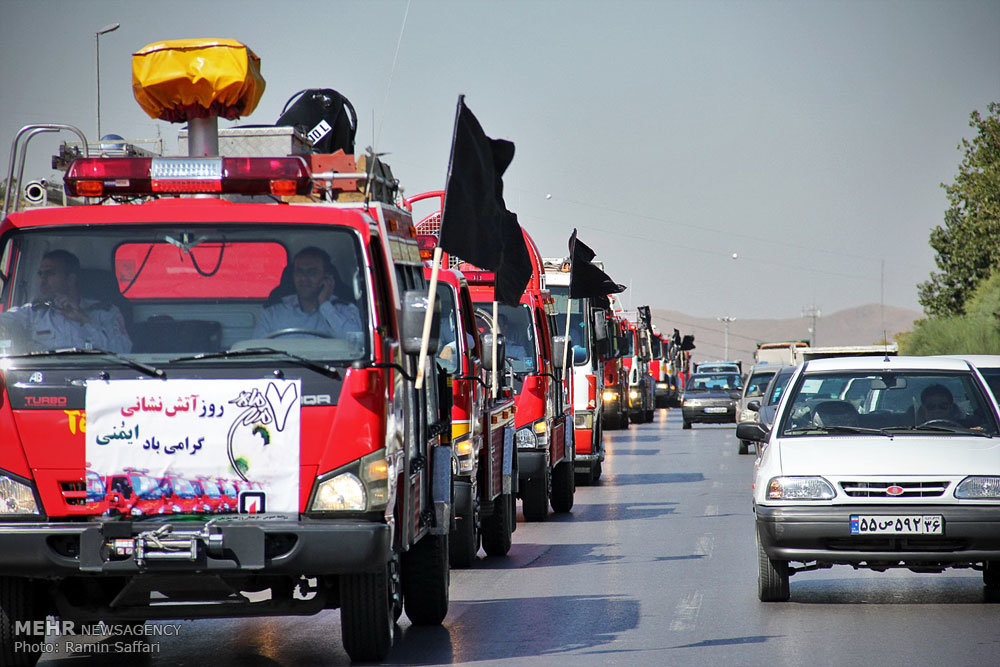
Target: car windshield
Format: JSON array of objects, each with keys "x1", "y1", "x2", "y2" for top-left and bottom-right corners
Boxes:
[
  {"x1": 199, "y1": 479, "x2": 221, "y2": 498},
  {"x1": 977, "y1": 368, "x2": 1000, "y2": 405},
  {"x1": 131, "y1": 474, "x2": 162, "y2": 500},
  {"x1": 700, "y1": 364, "x2": 738, "y2": 374},
  {"x1": 777, "y1": 370, "x2": 999, "y2": 436},
  {"x1": 0, "y1": 225, "x2": 370, "y2": 364},
  {"x1": 686, "y1": 373, "x2": 742, "y2": 392},
  {"x1": 744, "y1": 371, "x2": 776, "y2": 398},
  {"x1": 766, "y1": 370, "x2": 795, "y2": 405}
]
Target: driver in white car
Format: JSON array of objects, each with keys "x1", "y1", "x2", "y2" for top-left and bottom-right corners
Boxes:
[{"x1": 253, "y1": 247, "x2": 361, "y2": 340}]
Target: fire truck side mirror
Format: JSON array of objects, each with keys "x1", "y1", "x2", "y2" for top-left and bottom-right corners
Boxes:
[
  {"x1": 552, "y1": 335, "x2": 571, "y2": 371},
  {"x1": 401, "y1": 290, "x2": 440, "y2": 356},
  {"x1": 592, "y1": 309, "x2": 608, "y2": 341},
  {"x1": 481, "y1": 332, "x2": 505, "y2": 372}
]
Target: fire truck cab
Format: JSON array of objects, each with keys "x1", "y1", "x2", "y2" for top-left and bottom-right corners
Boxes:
[{"x1": 0, "y1": 39, "x2": 452, "y2": 663}]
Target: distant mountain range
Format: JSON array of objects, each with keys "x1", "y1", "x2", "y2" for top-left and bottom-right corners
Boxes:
[{"x1": 651, "y1": 304, "x2": 922, "y2": 367}]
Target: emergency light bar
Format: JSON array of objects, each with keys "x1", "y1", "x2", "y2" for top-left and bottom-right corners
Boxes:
[{"x1": 64, "y1": 156, "x2": 312, "y2": 197}]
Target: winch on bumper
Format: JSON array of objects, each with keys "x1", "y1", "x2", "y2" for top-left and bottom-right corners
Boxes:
[{"x1": 0, "y1": 517, "x2": 390, "y2": 576}]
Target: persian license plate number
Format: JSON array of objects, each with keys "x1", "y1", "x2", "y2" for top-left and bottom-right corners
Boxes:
[
  {"x1": 850, "y1": 515, "x2": 943, "y2": 535},
  {"x1": 704, "y1": 407, "x2": 727, "y2": 414}
]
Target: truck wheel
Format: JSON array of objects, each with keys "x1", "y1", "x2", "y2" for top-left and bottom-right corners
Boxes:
[
  {"x1": 340, "y1": 557, "x2": 397, "y2": 662},
  {"x1": 738, "y1": 440, "x2": 749, "y2": 455},
  {"x1": 449, "y1": 496, "x2": 479, "y2": 569},
  {"x1": 481, "y1": 492, "x2": 514, "y2": 556},
  {"x1": 591, "y1": 461, "x2": 603, "y2": 484},
  {"x1": 603, "y1": 412, "x2": 620, "y2": 430},
  {"x1": 402, "y1": 533, "x2": 450, "y2": 625},
  {"x1": 756, "y1": 527, "x2": 790, "y2": 602},
  {"x1": 682, "y1": 419, "x2": 692, "y2": 429},
  {"x1": 984, "y1": 561, "x2": 1000, "y2": 589},
  {"x1": 521, "y1": 467, "x2": 550, "y2": 522},
  {"x1": 0, "y1": 577, "x2": 43, "y2": 667},
  {"x1": 550, "y1": 460, "x2": 575, "y2": 513},
  {"x1": 645, "y1": 408, "x2": 655, "y2": 423}
]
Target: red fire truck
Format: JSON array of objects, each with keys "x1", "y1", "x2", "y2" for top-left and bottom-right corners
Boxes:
[
  {"x1": 622, "y1": 317, "x2": 656, "y2": 424},
  {"x1": 411, "y1": 217, "x2": 518, "y2": 567},
  {"x1": 0, "y1": 39, "x2": 451, "y2": 663},
  {"x1": 599, "y1": 308, "x2": 631, "y2": 430}
]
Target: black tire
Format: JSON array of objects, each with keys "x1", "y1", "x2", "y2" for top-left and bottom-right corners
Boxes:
[
  {"x1": 682, "y1": 419, "x2": 692, "y2": 430},
  {"x1": 738, "y1": 439, "x2": 749, "y2": 455},
  {"x1": 0, "y1": 577, "x2": 43, "y2": 667},
  {"x1": 984, "y1": 561, "x2": 1000, "y2": 589},
  {"x1": 603, "y1": 412, "x2": 620, "y2": 431},
  {"x1": 449, "y1": 494, "x2": 479, "y2": 569},
  {"x1": 402, "y1": 533, "x2": 450, "y2": 625},
  {"x1": 481, "y1": 492, "x2": 514, "y2": 556},
  {"x1": 340, "y1": 558, "x2": 396, "y2": 662},
  {"x1": 550, "y1": 460, "x2": 575, "y2": 513},
  {"x1": 645, "y1": 408, "x2": 655, "y2": 423},
  {"x1": 521, "y1": 467, "x2": 550, "y2": 522},
  {"x1": 756, "y1": 527, "x2": 790, "y2": 602},
  {"x1": 591, "y1": 460, "x2": 603, "y2": 484}
]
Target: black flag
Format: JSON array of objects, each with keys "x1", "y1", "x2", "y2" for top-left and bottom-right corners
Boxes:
[
  {"x1": 637, "y1": 305, "x2": 652, "y2": 329},
  {"x1": 439, "y1": 96, "x2": 531, "y2": 305},
  {"x1": 567, "y1": 229, "x2": 626, "y2": 299}
]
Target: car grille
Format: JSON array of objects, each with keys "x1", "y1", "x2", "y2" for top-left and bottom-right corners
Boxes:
[{"x1": 839, "y1": 481, "x2": 948, "y2": 498}]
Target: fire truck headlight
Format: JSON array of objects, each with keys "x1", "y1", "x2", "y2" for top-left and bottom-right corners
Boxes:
[
  {"x1": 0, "y1": 475, "x2": 38, "y2": 515},
  {"x1": 516, "y1": 427, "x2": 536, "y2": 449},
  {"x1": 312, "y1": 473, "x2": 366, "y2": 512},
  {"x1": 602, "y1": 390, "x2": 617, "y2": 402},
  {"x1": 455, "y1": 438, "x2": 474, "y2": 474},
  {"x1": 130, "y1": 507, "x2": 143, "y2": 517}
]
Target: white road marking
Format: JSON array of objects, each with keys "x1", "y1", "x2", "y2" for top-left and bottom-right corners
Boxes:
[
  {"x1": 669, "y1": 591, "x2": 704, "y2": 631},
  {"x1": 695, "y1": 534, "x2": 715, "y2": 558},
  {"x1": 704, "y1": 504, "x2": 719, "y2": 516}
]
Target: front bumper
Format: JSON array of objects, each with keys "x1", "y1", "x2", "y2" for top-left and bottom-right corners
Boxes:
[
  {"x1": 756, "y1": 504, "x2": 1000, "y2": 564},
  {"x1": 0, "y1": 517, "x2": 390, "y2": 577},
  {"x1": 517, "y1": 450, "x2": 547, "y2": 484},
  {"x1": 682, "y1": 405, "x2": 735, "y2": 423}
]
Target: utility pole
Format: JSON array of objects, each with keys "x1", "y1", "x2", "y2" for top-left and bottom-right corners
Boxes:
[
  {"x1": 717, "y1": 316, "x2": 735, "y2": 359},
  {"x1": 802, "y1": 304, "x2": 821, "y2": 346}
]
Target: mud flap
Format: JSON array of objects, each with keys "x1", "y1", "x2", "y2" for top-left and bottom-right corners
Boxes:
[
  {"x1": 429, "y1": 444, "x2": 452, "y2": 535},
  {"x1": 501, "y1": 426, "x2": 515, "y2": 495}
]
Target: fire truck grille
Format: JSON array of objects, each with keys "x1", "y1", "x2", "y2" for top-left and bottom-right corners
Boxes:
[{"x1": 60, "y1": 481, "x2": 88, "y2": 506}]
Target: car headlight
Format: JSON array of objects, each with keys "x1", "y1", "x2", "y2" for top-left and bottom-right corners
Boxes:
[
  {"x1": 311, "y1": 450, "x2": 390, "y2": 512},
  {"x1": 739, "y1": 409, "x2": 758, "y2": 422},
  {"x1": 516, "y1": 426, "x2": 537, "y2": 449},
  {"x1": 955, "y1": 476, "x2": 1000, "y2": 499},
  {"x1": 0, "y1": 475, "x2": 38, "y2": 515},
  {"x1": 767, "y1": 476, "x2": 836, "y2": 500},
  {"x1": 684, "y1": 399, "x2": 700, "y2": 407}
]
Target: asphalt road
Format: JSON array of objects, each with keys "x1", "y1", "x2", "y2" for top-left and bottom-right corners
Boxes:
[{"x1": 43, "y1": 409, "x2": 999, "y2": 665}]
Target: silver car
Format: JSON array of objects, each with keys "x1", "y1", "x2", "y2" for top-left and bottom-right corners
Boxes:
[{"x1": 736, "y1": 365, "x2": 782, "y2": 454}]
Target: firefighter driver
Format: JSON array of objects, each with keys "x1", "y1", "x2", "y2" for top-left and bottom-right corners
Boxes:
[
  {"x1": 253, "y1": 246, "x2": 362, "y2": 340},
  {"x1": 0, "y1": 249, "x2": 132, "y2": 353}
]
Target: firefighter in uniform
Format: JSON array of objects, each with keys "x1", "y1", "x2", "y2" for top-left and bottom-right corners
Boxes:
[
  {"x1": 253, "y1": 246, "x2": 362, "y2": 340},
  {"x1": 0, "y1": 250, "x2": 131, "y2": 353}
]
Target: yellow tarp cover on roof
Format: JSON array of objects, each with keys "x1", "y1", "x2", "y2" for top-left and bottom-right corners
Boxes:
[{"x1": 132, "y1": 38, "x2": 265, "y2": 122}]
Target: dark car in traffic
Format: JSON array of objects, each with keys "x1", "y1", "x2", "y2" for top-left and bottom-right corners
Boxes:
[{"x1": 681, "y1": 372, "x2": 743, "y2": 428}]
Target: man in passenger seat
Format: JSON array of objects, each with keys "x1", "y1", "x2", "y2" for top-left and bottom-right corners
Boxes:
[
  {"x1": 0, "y1": 250, "x2": 131, "y2": 353},
  {"x1": 253, "y1": 247, "x2": 362, "y2": 340}
]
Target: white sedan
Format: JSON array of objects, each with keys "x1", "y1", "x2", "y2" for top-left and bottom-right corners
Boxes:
[{"x1": 739, "y1": 356, "x2": 1000, "y2": 601}]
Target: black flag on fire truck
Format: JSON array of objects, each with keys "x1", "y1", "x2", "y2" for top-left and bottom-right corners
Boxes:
[
  {"x1": 568, "y1": 228, "x2": 626, "y2": 299},
  {"x1": 439, "y1": 96, "x2": 530, "y2": 306}
]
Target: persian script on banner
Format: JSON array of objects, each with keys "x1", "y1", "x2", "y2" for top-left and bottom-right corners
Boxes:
[{"x1": 86, "y1": 379, "x2": 301, "y2": 515}]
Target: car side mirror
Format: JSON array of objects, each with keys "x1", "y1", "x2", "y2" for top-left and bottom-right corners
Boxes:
[
  {"x1": 592, "y1": 310, "x2": 608, "y2": 341},
  {"x1": 747, "y1": 399, "x2": 761, "y2": 412},
  {"x1": 736, "y1": 422, "x2": 769, "y2": 442},
  {"x1": 401, "y1": 290, "x2": 441, "y2": 356}
]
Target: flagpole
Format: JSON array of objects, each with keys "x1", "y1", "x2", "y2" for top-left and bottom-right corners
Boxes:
[
  {"x1": 415, "y1": 246, "x2": 443, "y2": 389},
  {"x1": 492, "y1": 301, "x2": 499, "y2": 398}
]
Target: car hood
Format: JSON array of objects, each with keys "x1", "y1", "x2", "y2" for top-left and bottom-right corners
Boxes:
[
  {"x1": 683, "y1": 390, "x2": 738, "y2": 401},
  {"x1": 776, "y1": 436, "x2": 1000, "y2": 476}
]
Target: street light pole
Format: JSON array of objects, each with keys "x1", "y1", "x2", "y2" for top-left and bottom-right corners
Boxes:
[
  {"x1": 717, "y1": 316, "x2": 735, "y2": 359},
  {"x1": 95, "y1": 23, "x2": 120, "y2": 144}
]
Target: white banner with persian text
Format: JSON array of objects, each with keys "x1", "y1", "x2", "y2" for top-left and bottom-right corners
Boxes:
[{"x1": 86, "y1": 379, "x2": 301, "y2": 514}]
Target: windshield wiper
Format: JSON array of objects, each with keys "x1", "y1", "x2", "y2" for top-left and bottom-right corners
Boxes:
[
  {"x1": 783, "y1": 425, "x2": 892, "y2": 437},
  {"x1": 887, "y1": 424, "x2": 993, "y2": 437},
  {"x1": 169, "y1": 347, "x2": 341, "y2": 380},
  {"x1": 4, "y1": 348, "x2": 165, "y2": 378}
]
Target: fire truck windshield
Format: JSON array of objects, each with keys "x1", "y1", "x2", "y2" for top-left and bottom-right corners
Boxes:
[
  {"x1": 549, "y1": 286, "x2": 590, "y2": 365},
  {"x1": 130, "y1": 474, "x2": 162, "y2": 500},
  {"x1": 495, "y1": 303, "x2": 536, "y2": 373},
  {"x1": 0, "y1": 225, "x2": 370, "y2": 363}
]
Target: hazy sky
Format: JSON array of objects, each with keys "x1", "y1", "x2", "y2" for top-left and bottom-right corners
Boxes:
[{"x1": 3, "y1": 0, "x2": 998, "y2": 319}]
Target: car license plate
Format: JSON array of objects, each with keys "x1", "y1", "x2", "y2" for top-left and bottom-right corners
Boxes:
[
  {"x1": 704, "y1": 407, "x2": 727, "y2": 414},
  {"x1": 850, "y1": 515, "x2": 943, "y2": 535}
]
